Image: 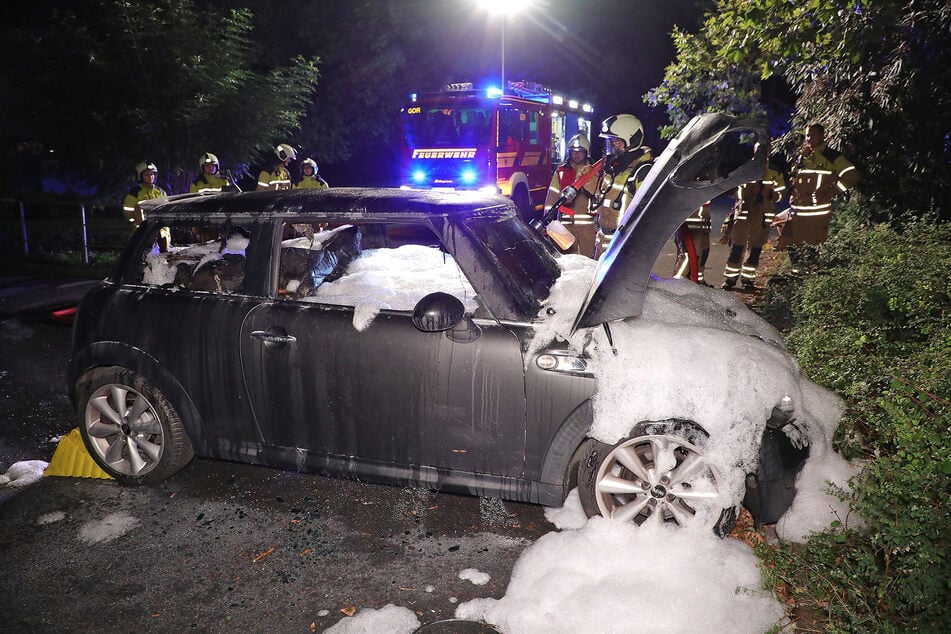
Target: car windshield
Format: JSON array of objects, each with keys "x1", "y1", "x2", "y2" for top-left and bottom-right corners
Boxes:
[
  {"x1": 462, "y1": 214, "x2": 561, "y2": 316},
  {"x1": 403, "y1": 106, "x2": 493, "y2": 147}
]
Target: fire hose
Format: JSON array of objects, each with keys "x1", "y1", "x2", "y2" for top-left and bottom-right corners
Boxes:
[
  {"x1": 675, "y1": 223, "x2": 700, "y2": 282},
  {"x1": 530, "y1": 157, "x2": 606, "y2": 245}
]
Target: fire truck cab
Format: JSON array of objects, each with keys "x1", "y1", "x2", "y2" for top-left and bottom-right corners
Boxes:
[{"x1": 399, "y1": 81, "x2": 594, "y2": 221}]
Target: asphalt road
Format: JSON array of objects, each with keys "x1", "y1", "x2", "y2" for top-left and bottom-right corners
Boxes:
[{"x1": 1, "y1": 460, "x2": 547, "y2": 631}]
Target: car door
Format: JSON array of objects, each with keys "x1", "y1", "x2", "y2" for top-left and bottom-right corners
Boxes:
[
  {"x1": 107, "y1": 216, "x2": 269, "y2": 451},
  {"x1": 239, "y1": 219, "x2": 529, "y2": 479}
]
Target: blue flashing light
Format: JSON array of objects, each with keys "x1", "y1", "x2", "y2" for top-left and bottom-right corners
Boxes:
[
  {"x1": 460, "y1": 168, "x2": 478, "y2": 185},
  {"x1": 412, "y1": 169, "x2": 427, "y2": 183},
  {"x1": 486, "y1": 86, "x2": 503, "y2": 99},
  {"x1": 409, "y1": 92, "x2": 417, "y2": 102}
]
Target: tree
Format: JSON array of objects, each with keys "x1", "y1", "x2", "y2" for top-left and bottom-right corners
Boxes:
[
  {"x1": 1, "y1": 0, "x2": 320, "y2": 198},
  {"x1": 647, "y1": 0, "x2": 951, "y2": 221},
  {"x1": 216, "y1": 0, "x2": 413, "y2": 185}
]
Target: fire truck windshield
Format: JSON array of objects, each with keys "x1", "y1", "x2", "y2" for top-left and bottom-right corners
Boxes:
[{"x1": 403, "y1": 107, "x2": 493, "y2": 147}]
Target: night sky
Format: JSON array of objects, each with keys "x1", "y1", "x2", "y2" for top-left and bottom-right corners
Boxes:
[{"x1": 397, "y1": 0, "x2": 701, "y2": 148}]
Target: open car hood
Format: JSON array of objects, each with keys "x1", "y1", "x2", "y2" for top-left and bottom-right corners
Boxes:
[{"x1": 572, "y1": 113, "x2": 767, "y2": 331}]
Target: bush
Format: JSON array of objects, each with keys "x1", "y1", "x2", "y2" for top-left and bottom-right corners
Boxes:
[{"x1": 757, "y1": 207, "x2": 951, "y2": 631}]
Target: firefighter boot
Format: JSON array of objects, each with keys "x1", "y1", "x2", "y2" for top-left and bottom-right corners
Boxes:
[{"x1": 740, "y1": 279, "x2": 756, "y2": 293}]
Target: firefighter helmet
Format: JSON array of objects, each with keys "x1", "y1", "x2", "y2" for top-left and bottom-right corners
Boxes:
[
  {"x1": 600, "y1": 114, "x2": 644, "y2": 148},
  {"x1": 301, "y1": 158, "x2": 318, "y2": 173},
  {"x1": 198, "y1": 152, "x2": 219, "y2": 171},
  {"x1": 135, "y1": 161, "x2": 158, "y2": 179},
  {"x1": 567, "y1": 134, "x2": 590, "y2": 153},
  {"x1": 275, "y1": 143, "x2": 297, "y2": 162}
]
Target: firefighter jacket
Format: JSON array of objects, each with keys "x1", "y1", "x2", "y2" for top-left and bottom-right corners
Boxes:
[
  {"x1": 189, "y1": 172, "x2": 229, "y2": 194},
  {"x1": 728, "y1": 164, "x2": 786, "y2": 249},
  {"x1": 257, "y1": 164, "x2": 292, "y2": 190},
  {"x1": 295, "y1": 174, "x2": 329, "y2": 189},
  {"x1": 683, "y1": 202, "x2": 711, "y2": 234},
  {"x1": 585, "y1": 146, "x2": 653, "y2": 233},
  {"x1": 545, "y1": 160, "x2": 596, "y2": 257},
  {"x1": 122, "y1": 184, "x2": 167, "y2": 225},
  {"x1": 545, "y1": 161, "x2": 593, "y2": 216},
  {"x1": 781, "y1": 143, "x2": 858, "y2": 247}
]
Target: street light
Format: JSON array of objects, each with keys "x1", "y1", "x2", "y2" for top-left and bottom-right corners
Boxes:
[{"x1": 477, "y1": 0, "x2": 532, "y2": 93}]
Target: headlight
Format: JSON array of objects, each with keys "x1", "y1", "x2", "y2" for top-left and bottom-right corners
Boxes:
[{"x1": 535, "y1": 354, "x2": 588, "y2": 374}]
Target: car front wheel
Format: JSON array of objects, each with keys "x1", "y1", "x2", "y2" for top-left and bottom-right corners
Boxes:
[
  {"x1": 577, "y1": 420, "x2": 739, "y2": 536},
  {"x1": 77, "y1": 367, "x2": 194, "y2": 485}
]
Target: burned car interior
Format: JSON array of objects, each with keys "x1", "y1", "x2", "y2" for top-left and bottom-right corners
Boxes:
[
  {"x1": 274, "y1": 220, "x2": 481, "y2": 314},
  {"x1": 137, "y1": 221, "x2": 256, "y2": 294},
  {"x1": 278, "y1": 224, "x2": 363, "y2": 299}
]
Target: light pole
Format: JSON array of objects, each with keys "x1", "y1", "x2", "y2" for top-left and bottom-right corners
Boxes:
[{"x1": 477, "y1": 0, "x2": 531, "y2": 93}]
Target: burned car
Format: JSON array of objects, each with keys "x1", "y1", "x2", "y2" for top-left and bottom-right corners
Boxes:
[{"x1": 70, "y1": 114, "x2": 831, "y2": 535}]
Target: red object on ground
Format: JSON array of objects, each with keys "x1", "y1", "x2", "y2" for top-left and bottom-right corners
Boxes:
[{"x1": 51, "y1": 306, "x2": 77, "y2": 324}]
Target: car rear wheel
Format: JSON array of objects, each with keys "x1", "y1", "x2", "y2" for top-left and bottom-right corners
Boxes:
[
  {"x1": 77, "y1": 367, "x2": 194, "y2": 485},
  {"x1": 577, "y1": 420, "x2": 739, "y2": 536}
]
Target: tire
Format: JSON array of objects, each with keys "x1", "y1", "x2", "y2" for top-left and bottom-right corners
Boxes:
[
  {"x1": 76, "y1": 367, "x2": 194, "y2": 485},
  {"x1": 511, "y1": 185, "x2": 534, "y2": 223},
  {"x1": 576, "y1": 420, "x2": 739, "y2": 536}
]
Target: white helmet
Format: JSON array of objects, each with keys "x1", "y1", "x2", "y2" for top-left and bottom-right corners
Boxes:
[
  {"x1": 275, "y1": 143, "x2": 297, "y2": 162},
  {"x1": 301, "y1": 158, "x2": 318, "y2": 173},
  {"x1": 567, "y1": 134, "x2": 590, "y2": 153},
  {"x1": 198, "y1": 152, "x2": 219, "y2": 170},
  {"x1": 600, "y1": 114, "x2": 644, "y2": 148},
  {"x1": 135, "y1": 161, "x2": 158, "y2": 179}
]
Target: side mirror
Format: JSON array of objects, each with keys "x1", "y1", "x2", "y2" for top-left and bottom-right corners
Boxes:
[{"x1": 412, "y1": 292, "x2": 465, "y2": 332}]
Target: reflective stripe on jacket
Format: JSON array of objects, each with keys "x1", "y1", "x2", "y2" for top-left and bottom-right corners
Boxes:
[
  {"x1": 189, "y1": 173, "x2": 229, "y2": 194},
  {"x1": 122, "y1": 184, "x2": 167, "y2": 225},
  {"x1": 258, "y1": 165, "x2": 292, "y2": 190},
  {"x1": 791, "y1": 143, "x2": 858, "y2": 216},
  {"x1": 736, "y1": 165, "x2": 786, "y2": 225},
  {"x1": 546, "y1": 163, "x2": 594, "y2": 224},
  {"x1": 585, "y1": 146, "x2": 652, "y2": 232}
]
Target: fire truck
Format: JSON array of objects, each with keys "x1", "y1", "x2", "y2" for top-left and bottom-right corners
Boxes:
[{"x1": 399, "y1": 81, "x2": 595, "y2": 220}]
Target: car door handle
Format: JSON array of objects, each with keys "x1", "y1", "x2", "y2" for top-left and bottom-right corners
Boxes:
[{"x1": 250, "y1": 330, "x2": 297, "y2": 344}]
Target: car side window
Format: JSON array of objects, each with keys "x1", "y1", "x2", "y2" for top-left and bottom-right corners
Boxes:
[
  {"x1": 134, "y1": 220, "x2": 253, "y2": 294},
  {"x1": 277, "y1": 221, "x2": 480, "y2": 314}
]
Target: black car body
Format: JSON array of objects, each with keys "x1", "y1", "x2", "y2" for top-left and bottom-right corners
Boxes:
[{"x1": 70, "y1": 114, "x2": 814, "y2": 533}]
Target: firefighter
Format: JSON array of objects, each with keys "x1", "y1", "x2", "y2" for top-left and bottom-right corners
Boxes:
[
  {"x1": 122, "y1": 161, "x2": 167, "y2": 226},
  {"x1": 257, "y1": 143, "x2": 296, "y2": 191},
  {"x1": 584, "y1": 114, "x2": 653, "y2": 258},
  {"x1": 189, "y1": 152, "x2": 229, "y2": 193},
  {"x1": 545, "y1": 134, "x2": 595, "y2": 256},
  {"x1": 673, "y1": 202, "x2": 712, "y2": 285},
  {"x1": 295, "y1": 158, "x2": 329, "y2": 189},
  {"x1": 721, "y1": 153, "x2": 787, "y2": 291},
  {"x1": 778, "y1": 123, "x2": 859, "y2": 268}
]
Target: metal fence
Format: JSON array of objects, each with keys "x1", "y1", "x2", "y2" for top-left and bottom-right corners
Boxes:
[{"x1": 1, "y1": 198, "x2": 132, "y2": 264}]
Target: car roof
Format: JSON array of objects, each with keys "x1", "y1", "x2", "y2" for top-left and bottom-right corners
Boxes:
[{"x1": 140, "y1": 187, "x2": 516, "y2": 220}]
